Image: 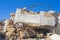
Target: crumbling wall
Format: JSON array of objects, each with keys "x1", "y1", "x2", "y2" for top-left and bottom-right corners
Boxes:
[{"x1": 14, "y1": 8, "x2": 55, "y2": 26}]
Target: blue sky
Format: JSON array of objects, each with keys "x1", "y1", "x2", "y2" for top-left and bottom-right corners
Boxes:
[{"x1": 0, "y1": 0, "x2": 60, "y2": 19}]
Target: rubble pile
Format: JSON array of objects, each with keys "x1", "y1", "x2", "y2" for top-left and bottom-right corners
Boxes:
[{"x1": 0, "y1": 7, "x2": 60, "y2": 40}]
